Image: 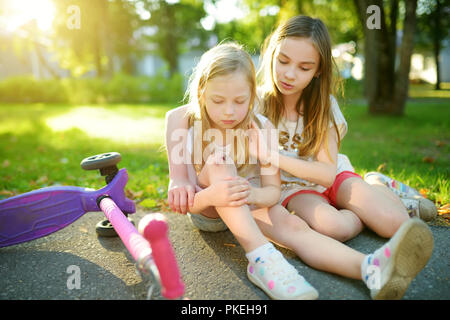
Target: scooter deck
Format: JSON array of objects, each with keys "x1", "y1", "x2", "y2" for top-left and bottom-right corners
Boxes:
[{"x1": 0, "y1": 169, "x2": 135, "y2": 248}]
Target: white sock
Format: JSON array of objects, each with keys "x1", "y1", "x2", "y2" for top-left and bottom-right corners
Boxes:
[{"x1": 245, "y1": 242, "x2": 276, "y2": 264}]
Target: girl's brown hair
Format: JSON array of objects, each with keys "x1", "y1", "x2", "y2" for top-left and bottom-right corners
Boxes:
[{"x1": 257, "y1": 15, "x2": 341, "y2": 159}]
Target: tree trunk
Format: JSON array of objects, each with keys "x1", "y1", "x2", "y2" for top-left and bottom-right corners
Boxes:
[
  {"x1": 433, "y1": 0, "x2": 442, "y2": 90},
  {"x1": 373, "y1": 0, "x2": 396, "y2": 114},
  {"x1": 353, "y1": 0, "x2": 378, "y2": 106},
  {"x1": 434, "y1": 40, "x2": 441, "y2": 90},
  {"x1": 92, "y1": 0, "x2": 109, "y2": 78},
  {"x1": 354, "y1": 0, "x2": 396, "y2": 114},
  {"x1": 93, "y1": 31, "x2": 103, "y2": 78},
  {"x1": 354, "y1": 0, "x2": 418, "y2": 115},
  {"x1": 391, "y1": 0, "x2": 418, "y2": 115},
  {"x1": 161, "y1": 1, "x2": 178, "y2": 77}
]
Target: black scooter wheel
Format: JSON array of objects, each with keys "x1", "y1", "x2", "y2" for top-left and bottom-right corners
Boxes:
[
  {"x1": 95, "y1": 217, "x2": 135, "y2": 237},
  {"x1": 81, "y1": 152, "x2": 121, "y2": 171}
]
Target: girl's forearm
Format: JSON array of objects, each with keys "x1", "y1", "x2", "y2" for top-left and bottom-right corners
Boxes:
[
  {"x1": 188, "y1": 187, "x2": 212, "y2": 214},
  {"x1": 249, "y1": 185, "x2": 281, "y2": 208},
  {"x1": 277, "y1": 153, "x2": 336, "y2": 188}
]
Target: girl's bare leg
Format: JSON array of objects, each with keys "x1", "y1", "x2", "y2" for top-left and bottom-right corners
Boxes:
[
  {"x1": 336, "y1": 178, "x2": 409, "y2": 238},
  {"x1": 287, "y1": 193, "x2": 364, "y2": 242},
  {"x1": 251, "y1": 205, "x2": 365, "y2": 279},
  {"x1": 196, "y1": 160, "x2": 268, "y2": 252},
  {"x1": 364, "y1": 174, "x2": 406, "y2": 207}
]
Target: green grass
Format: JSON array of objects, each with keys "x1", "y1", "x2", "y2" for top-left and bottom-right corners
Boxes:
[
  {"x1": 0, "y1": 99, "x2": 449, "y2": 211},
  {"x1": 0, "y1": 103, "x2": 173, "y2": 210},
  {"x1": 339, "y1": 100, "x2": 449, "y2": 205}
]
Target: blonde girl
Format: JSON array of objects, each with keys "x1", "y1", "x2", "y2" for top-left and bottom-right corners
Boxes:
[
  {"x1": 250, "y1": 15, "x2": 434, "y2": 299},
  {"x1": 165, "y1": 42, "x2": 319, "y2": 300}
]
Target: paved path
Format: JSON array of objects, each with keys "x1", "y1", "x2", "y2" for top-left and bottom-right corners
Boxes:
[{"x1": 1, "y1": 209, "x2": 449, "y2": 300}]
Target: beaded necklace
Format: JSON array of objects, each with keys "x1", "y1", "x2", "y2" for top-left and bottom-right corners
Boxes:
[{"x1": 279, "y1": 113, "x2": 302, "y2": 154}]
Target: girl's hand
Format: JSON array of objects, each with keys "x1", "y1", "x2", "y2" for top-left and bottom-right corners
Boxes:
[
  {"x1": 168, "y1": 180, "x2": 196, "y2": 215},
  {"x1": 249, "y1": 120, "x2": 271, "y2": 166},
  {"x1": 208, "y1": 176, "x2": 250, "y2": 207}
]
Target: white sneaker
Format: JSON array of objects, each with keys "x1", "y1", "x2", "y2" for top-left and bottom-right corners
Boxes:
[
  {"x1": 364, "y1": 172, "x2": 437, "y2": 221},
  {"x1": 364, "y1": 172, "x2": 421, "y2": 198},
  {"x1": 362, "y1": 218, "x2": 434, "y2": 300},
  {"x1": 247, "y1": 250, "x2": 319, "y2": 300},
  {"x1": 401, "y1": 197, "x2": 437, "y2": 222}
]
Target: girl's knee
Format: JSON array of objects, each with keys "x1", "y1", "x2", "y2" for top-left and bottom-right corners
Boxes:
[
  {"x1": 367, "y1": 199, "x2": 409, "y2": 238},
  {"x1": 271, "y1": 205, "x2": 311, "y2": 234},
  {"x1": 310, "y1": 211, "x2": 360, "y2": 242},
  {"x1": 315, "y1": 225, "x2": 354, "y2": 242},
  {"x1": 200, "y1": 156, "x2": 237, "y2": 186},
  {"x1": 376, "y1": 212, "x2": 409, "y2": 238},
  {"x1": 204, "y1": 155, "x2": 237, "y2": 176},
  {"x1": 283, "y1": 213, "x2": 311, "y2": 234}
]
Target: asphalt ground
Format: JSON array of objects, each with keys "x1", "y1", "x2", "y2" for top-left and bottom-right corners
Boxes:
[{"x1": 0, "y1": 209, "x2": 449, "y2": 300}]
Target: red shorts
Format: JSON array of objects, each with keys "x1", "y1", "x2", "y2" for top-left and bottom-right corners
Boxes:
[{"x1": 281, "y1": 171, "x2": 363, "y2": 209}]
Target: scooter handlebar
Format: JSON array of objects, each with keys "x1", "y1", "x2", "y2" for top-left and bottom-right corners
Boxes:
[{"x1": 138, "y1": 214, "x2": 185, "y2": 299}]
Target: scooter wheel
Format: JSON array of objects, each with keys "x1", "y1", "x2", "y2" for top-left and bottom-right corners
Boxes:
[
  {"x1": 81, "y1": 152, "x2": 121, "y2": 171},
  {"x1": 95, "y1": 217, "x2": 135, "y2": 237}
]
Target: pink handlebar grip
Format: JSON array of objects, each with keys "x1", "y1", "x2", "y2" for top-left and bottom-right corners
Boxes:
[{"x1": 139, "y1": 213, "x2": 185, "y2": 299}]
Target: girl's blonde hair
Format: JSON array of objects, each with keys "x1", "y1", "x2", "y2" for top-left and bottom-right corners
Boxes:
[
  {"x1": 257, "y1": 15, "x2": 341, "y2": 159},
  {"x1": 185, "y1": 42, "x2": 258, "y2": 175}
]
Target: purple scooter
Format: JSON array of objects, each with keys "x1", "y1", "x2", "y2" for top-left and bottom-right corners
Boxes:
[{"x1": 0, "y1": 152, "x2": 184, "y2": 299}]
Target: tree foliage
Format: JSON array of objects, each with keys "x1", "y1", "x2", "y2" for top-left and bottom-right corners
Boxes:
[
  {"x1": 415, "y1": 0, "x2": 450, "y2": 89},
  {"x1": 140, "y1": 0, "x2": 210, "y2": 76}
]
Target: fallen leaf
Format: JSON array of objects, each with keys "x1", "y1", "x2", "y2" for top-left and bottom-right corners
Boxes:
[
  {"x1": 422, "y1": 156, "x2": 435, "y2": 163},
  {"x1": 139, "y1": 198, "x2": 157, "y2": 208},
  {"x1": 158, "y1": 200, "x2": 171, "y2": 213},
  {"x1": 434, "y1": 140, "x2": 446, "y2": 147},
  {"x1": 37, "y1": 176, "x2": 48, "y2": 184},
  {"x1": 79, "y1": 227, "x2": 88, "y2": 233},
  {"x1": 134, "y1": 190, "x2": 144, "y2": 198},
  {"x1": 126, "y1": 189, "x2": 144, "y2": 200},
  {"x1": 125, "y1": 189, "x2": 134, "y2": 199},
  {"x1": 0, "y1": 190, "x2": 14, "y2": 196},
  {"x1": 419, "y1": 188, "x2": 429, "y2": 198},
  {"x1": 146, "y1": 184, "x2": 156, "y2": 194},
  {"x1": 2, "y1": 160, "x2": 10, "y2": 168},
  {"x1": 438, "y1": 203, "x2": 450, "y2": 215},
  {"x1": 377, "y1": 163, "x2": 387, "y2": 172}
]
